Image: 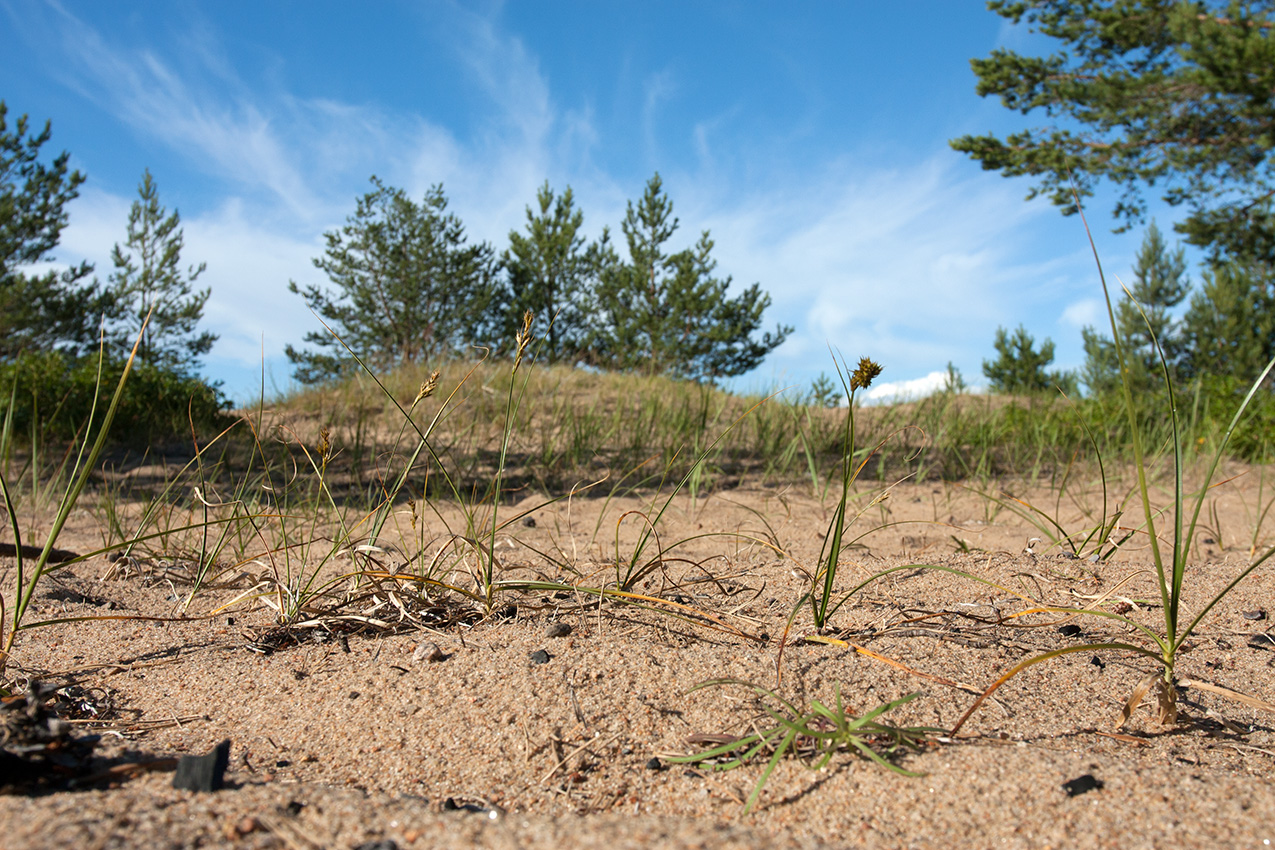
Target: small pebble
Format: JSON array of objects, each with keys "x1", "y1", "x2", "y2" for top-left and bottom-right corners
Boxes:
[
  {"x1": 413, "y1": 642, "x2": 446, "y2": 663},
  {"x1": 545, "y1": 622, "x2": 572, "y2": 638},
  {"x1": 1242, "y1": 610, "x2": 1267, "y2": 621},
  {"x1": 645, "y1": 757, "x2": 663, "y2": 771},
  {"x1": 1058, "y1": 624, "x2": 1082, "y2": 637},
  {"x1": 522, "y1": 517, "x2": 536, "y2": 528},
  {"x1": 529, "y1": 649, "x2": 551, "y2": 665},
  {"x1": 352, "y1": 841, "x2": 399, "y2": 850}
]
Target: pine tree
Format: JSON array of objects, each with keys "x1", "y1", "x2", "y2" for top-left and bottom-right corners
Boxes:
[
  {"x1": 952, "y1": 1, "x2": 1275, "y2": 264},
  {"x1": 983, "y1": 324, "x2": 1076, "y2": 395},
  {"x1": 108, "y1": 169, "x2": 215, "y2": 372},
  {"x1": 1081, "y1": 222, "x2": 1191, "y2": 395},
  {"x1": 503, "y1": 182, "x2": 606, "y2": 364},
  {"x1": 0, "y1": 101, "x2": 104, "y2": 358},
  {"x1": 590, "y1": 173, "x2": 790, "y2": 382},
  {"x1": 286, "y1": 177, "x2": 498, "y2": 383},
  {"x1": 1181, "y1": 260, "x2": 1275, "y2": 383}
]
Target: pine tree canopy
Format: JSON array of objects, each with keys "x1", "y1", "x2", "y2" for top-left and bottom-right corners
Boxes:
[
  {"x1": 0, "y1": 101, "x2": 104, "y2": 357},
  {"x1": 286, "y1": 177, "x2": 498, "y2": 384},
  {"x1": 109, "y1": 168, "x2": 215, "y2": 372},
  {"x1": 952, "y1": 1, "x2": 1275, "y2": 264}
]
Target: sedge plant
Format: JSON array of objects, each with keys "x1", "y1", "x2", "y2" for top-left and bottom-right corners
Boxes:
[{"x1": 808, "y1": 354, "x2": 883, "y2": 629}]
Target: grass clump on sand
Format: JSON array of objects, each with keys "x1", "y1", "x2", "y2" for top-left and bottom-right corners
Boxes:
[{"x1": 663, "y1": 681, "x2": 936, "y2": 814}]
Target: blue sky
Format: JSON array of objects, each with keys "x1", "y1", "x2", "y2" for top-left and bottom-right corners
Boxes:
[{"x1": 1, "y1": 1, "x2": 1197, "y2": 403}]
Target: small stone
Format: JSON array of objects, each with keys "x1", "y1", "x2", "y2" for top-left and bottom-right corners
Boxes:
[
  {"x1": 522, "y1": 517, "x2": 536, "y2": 528},
  {"x1": 1058, "y1": 624, "x2": 1083, "y2": 637},
  {"x1": 1062, "y1": 774, "x2": 1103, "y2": 797},
  {"x1": 545, "y1": 622, "x2": 572, "y2": 638},
  {"x1": 645, "y1": 757, "x2": 663, "y2": 771},
  {"x1": 173, "y1": 739, "x2": 231, "y2": 792},
  {"x1": 1242, "y1": 609, "x2": 1267, "y2": 621},
  {"x1": 353, "y1": 841, "x2": 399, "y2": 850},
  {"x1": 529, "y1": 649, "x2": 551, "y2": 666},
  {"x1": 413, "y1": 642, "x2": 446, "y2": 663},
  {"x1": 1089, "y1": 656, "x2": 1105, "y2": 670}
]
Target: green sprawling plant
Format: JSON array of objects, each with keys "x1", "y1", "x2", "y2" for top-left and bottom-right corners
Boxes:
[{"x1": 663, "y1": 680, "x2": 935, "y2": 813}]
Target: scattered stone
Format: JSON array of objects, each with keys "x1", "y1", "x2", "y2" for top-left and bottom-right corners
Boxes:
[
  {"x1": 1089, "y1": 656, "x2": 1105, "y2": 670},
  {"x1": 284, "y1": 800, "x2": 305, "y2": 816},
  {"x1": 1062, "y1": 774, "x2": 1103, "y2": 797},
  {"x1": 413, "y1": 642, "x2": 446, "y2": 663},
  {"x1": 353, "y1": 841, "x2": 399, "y2": 850},
  {"x1": 529, "y1": 649, "x2": 551, "y2": 665},
  {"x1": 173, "y1": 739, "x2": 231, "y2": 792},
  {"x1": 645, "y1": 757, "x2": 663, "y2": 771},
  {"x1": 1242, "y1": 609, "x2": 1267, "y2": 621},
  {"x1": 522, "y1": 517, "x2": 536, "y2": 528},
  {"x1": 545, "y1": 622, "x2": 573, "y2": 638},
  {"x1": 1058, "y1": 624, "x2": 1083, "y2": 637}
]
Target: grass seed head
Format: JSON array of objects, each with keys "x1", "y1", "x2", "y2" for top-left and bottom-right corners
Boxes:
[
  {"x1": 414, "y1": 369, "x2": 441, "y2": 405},
  {"x1": 849, "y1": 357, "x2": 883, "y2": 392},
  {"x1": 317, "y1": 426, "x2": 332, "y2": 465},
  {"x1": 514, "y1": 310, "x2": 535, "y2": 371}
]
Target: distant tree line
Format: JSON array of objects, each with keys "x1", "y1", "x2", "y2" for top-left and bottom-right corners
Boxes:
[{"x1": 285, "y1": 173, "x2": 792, "y2": 385}]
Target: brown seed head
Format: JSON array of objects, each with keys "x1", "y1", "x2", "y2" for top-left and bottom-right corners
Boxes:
[
  {"x1": 514, "y1": 310, "x2": 535, "y2": 371},
  {"x1": 414, "y1": 369, "x2": 441, "y2": 404},
  {"x1": 849, "y1": 357, "x2": 883, "y2": 392},
  {"x1": 317, "y1": 427, "x2": 332, "y2": 464}
]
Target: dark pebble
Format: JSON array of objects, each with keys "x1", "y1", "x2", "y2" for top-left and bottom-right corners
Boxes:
[
  {"x1": 1090, "y1": 656, "x2": 1105, "y2": 670},
  {"x1": 284, "y1": 800, "x2": 305, "y2": 816},
  {"x1": 645, "y1": 757, "x2": 663, "y2": 771},
  {"x1": 522, "y1": 517, "x2": 536, "y2": 528},
  {"x1": 1242, "y1": 610, "x2": 1267, "y2": 621},
  {"x1": 353, "y1": 842, "x2": 399, "y2": 850},
  {"x1": 1248, "y1": 634, "x2": 1275, "y2": 650},
  {"x1": 529, "y1": 649, "x2": 551, "y2": 665},
  {"x1": 172, "y1": 739, "x2": 231, "y2": 792},
  {"x1": 1058, "y1": 624, "x2": 1083, "y2": 637},
  {"x1": 1062, "y1": 774, "x2": 1103, "y2": 797},
  {"x1": 545, "y1": 622, "x2": 573, "y2": 638}
]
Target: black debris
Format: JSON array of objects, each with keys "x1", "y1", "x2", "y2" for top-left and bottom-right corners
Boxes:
[
  {"x1": 1248, "y1": 633, "x2": 1275, "y2": 651},
  {"x1": 522, "y1": 517, "x2": 536, "y2": 528},
  {"x1": 1062, "y1": 774, "x2": 1103, "y2": 797},
  {"x1": 645, "y1": 757, "x2": 663, "y2": 771},
  {"x1": 1089, "y1": 656, "x2": 1105, "y2": 670},
  {"x1": 1058, "y1": 624, "x2": 1083, "y2": 637},
  {"x1": 353, "y1": 841, "x2": 399, "y2": 850},
  {"x1": 172, "y1": 739, "x2": 231, "y2": 792}
]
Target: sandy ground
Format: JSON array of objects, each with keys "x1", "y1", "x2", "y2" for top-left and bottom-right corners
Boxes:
[{"x1": 3, "y1": 470, "x2": 1275, "y2": 849}]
